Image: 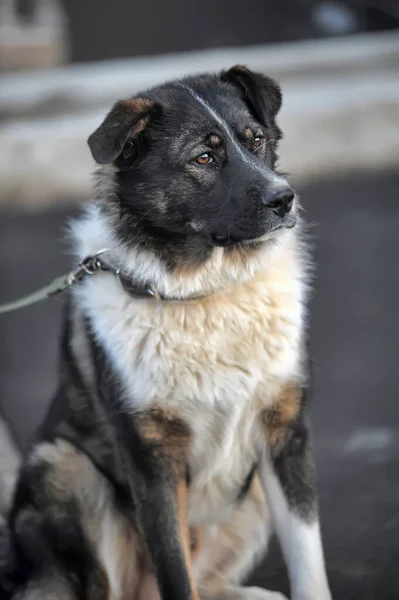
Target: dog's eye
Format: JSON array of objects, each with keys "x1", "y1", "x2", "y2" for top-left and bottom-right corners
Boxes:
[
  {"x1": 195, "y1": 153, "x2": 214, "y2": 165},
  {"x1": 253, "y1": 136, "x2": 264, "y2": 151}
]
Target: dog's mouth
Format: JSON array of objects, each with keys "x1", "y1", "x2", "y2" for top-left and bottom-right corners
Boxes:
[
  {"x1": 248, "y1": 211, "x2": 298, "y2": 241},
  {"x1": 211, "y1": 212, "x2": 297, "y2": 248}
]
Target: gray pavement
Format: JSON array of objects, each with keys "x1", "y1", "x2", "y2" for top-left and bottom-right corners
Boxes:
[{"x1": 0, "y1": 169, "x2": 399, "y2": 598}]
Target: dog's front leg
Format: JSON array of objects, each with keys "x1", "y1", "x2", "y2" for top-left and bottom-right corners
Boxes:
[
  {"x1": 118, "y1": 409, "x2": 199, "y2": 600},
  {"x1": 259, "y1": 391, "x2": 332, "y2": 600}
]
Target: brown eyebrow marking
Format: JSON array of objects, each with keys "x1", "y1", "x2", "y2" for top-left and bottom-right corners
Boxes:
[
  {"x1": 242, "y1": 128, "x2": 254, "y2": 140},
  {"x1": 121, "y1": 98, "x2": 152, "y2": 112},
  {"x1": 207, "y1": 134, "x2": 223, "y2": 149}
]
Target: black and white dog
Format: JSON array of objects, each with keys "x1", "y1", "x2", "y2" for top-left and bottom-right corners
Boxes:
[{"x1": 2, "y1": 66, "x2": 332, "y2": 600}]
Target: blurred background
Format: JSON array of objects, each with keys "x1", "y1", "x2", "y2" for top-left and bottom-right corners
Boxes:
[{"x1": 0, "y1": 1, "x2": 398, "y2": 598}]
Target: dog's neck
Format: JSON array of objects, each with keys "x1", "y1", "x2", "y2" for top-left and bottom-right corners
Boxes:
[{"x1": 70, "y1": 201, "x2": 298, "y2": 301}]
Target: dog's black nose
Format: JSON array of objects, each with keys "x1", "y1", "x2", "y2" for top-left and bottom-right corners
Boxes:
[{"x1": 263, "y1": 187, "x2": 294, "y2": 218}]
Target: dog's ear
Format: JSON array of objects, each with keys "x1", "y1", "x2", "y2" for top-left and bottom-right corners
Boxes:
[
  {"x1": 221, "y1": 65, "x2": 282, "y2": 127},
  {"x1": 88, "y1": 98, "x2": 160, "y2": 164}
]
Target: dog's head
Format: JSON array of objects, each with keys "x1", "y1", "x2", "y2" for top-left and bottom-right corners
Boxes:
[{"x1": 86, "y1": 66, "x2": 298, "y2": 295}]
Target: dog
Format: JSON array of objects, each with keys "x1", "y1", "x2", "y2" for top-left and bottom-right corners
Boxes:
[{"x1": 1, "y1": 66, "x2": 332, "y2": 600}]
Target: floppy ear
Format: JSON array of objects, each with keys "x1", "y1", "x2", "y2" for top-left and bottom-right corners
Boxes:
[
  {"x1": 221, "y1": 65, "x2": 282, "y2": 127},
  {"x1": 87, "y1": 98, "x2": 159, "y2": 164}
]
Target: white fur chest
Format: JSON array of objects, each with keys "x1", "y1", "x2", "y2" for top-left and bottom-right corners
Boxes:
[{"x1": 74, "y1": 236, "x2": 306, "y2": 524}]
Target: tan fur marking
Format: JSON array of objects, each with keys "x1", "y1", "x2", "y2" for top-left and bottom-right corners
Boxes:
[
  {"x1": 121, "y1": 98, "x2": 152, "y2": 113},
  {"x1": 132, "y1": 116, "x2": 150, "y2": 135},
  {"x1": 177, "y1": 479, "x2": 200, "y2": 600},
  {"x1": 208, "y1": 135, "x2": 222, "y2": 149},
  {"x1": 190, "y1": 527, "x2": 201, "y2": 560},
  {"x1": 232, "y1": 64, "x2": 247, "y2": 72},
  {"x1": 243, "y1": 128, "x2": 254, "y2": 141},
  {"x1": 136, "y1": 408, "x2": 192, "y2": 473},
  {"x1": 120, "y1": 98, "x2": 152, "y2": 138},
  {"x1": 263, "y1": 383, "x2": 302, "y2": 449}
]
